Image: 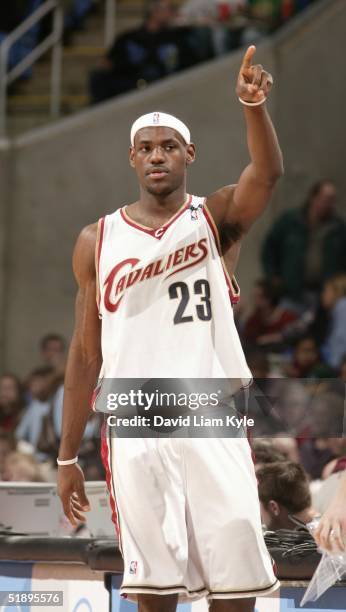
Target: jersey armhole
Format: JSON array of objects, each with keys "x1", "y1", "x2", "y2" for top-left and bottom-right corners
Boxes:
[
  {"x1": 95, "y1": 217, "x2": 105, "y2": 317},
  {"x1": 202, "y1": 204, "x2": 241, "y2": 305}
]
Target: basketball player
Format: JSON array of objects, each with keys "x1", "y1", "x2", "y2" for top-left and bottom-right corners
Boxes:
[{"x1": 57, "y1": 45, "x2": 283, "y2": 611}]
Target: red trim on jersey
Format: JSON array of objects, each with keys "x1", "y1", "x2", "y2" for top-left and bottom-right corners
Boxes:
[
  {"x1": 100, "y1": 422, "x2": 120, "y2": 536},
  {"x1": 90, "y1": 381, "x2": 101, "y2": 411},
  {"x1": 203, "y1": 205, "x2": 220, "y2": 251},
  {"x1": 120, "y1": 195, "x2": 192, "y2": 240},
  {"x1": 96, "y1": 217, "x2": 105, "y2": 311},
  {"x1": 202, "y1": 206, "x2": 240, "y2": 305}
]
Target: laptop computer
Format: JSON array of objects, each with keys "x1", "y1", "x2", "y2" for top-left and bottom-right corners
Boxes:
[{"x1": 0, "y1": 481, "x2": 61, "y2": 537}]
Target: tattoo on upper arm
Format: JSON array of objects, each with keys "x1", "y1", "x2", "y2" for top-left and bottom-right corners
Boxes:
[{"x1": 220, "y1": 221, "x2": 244, "y2": 252}]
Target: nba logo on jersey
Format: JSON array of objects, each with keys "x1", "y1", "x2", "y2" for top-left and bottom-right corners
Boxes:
[
  {"x1": 190, "y1": 202, "x2": 203, "y2": 221},
  {"x1": 153, "y1": 112, "x2": 160, "y2": 124},
  {"x1": 129, "y1": 561, "x2": 138, "y2": 575}
]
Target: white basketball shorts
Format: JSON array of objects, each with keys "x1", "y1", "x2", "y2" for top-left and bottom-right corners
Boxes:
[{"x1": 101, "y1": 426, "x2": 279, "y2": 603}]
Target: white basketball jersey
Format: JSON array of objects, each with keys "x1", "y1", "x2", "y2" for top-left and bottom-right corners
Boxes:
[{"x1": 95, "y1": 194, "x2": 251, "y2": 385}]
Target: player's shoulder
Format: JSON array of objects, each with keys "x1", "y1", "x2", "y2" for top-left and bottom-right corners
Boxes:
[
  {"x1": 204, "y1": 184, "x2": 237, "y2": 226},
  {"x1": 75, "y1": 222, "x2": 98, "y2": 253},
  {"x1": 72, "y1": 222, "x2": 98, "y2": 286}
]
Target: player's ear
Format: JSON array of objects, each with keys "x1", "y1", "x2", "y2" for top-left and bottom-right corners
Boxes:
[
  {"x1": 268, "y1": 500, "x2": 280, "y2": 516},
  {"x1": 129, "y1": 146, "x2": 135, "y2": 168},
  {"x1": 186, "y1": 143, "x2": 196, "y2": 167}
]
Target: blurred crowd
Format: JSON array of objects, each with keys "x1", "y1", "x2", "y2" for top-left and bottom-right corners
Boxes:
[
  {"x1": 234, "y1": 178, "x2": 346, "y2": 529},
  {"x1": 0, "y1": 179, "x2": 345, "y2": 532},
  {"x1": 0, "y1": 333, "x2": 104, "y2": 487},
  {"x1": 1, "y1": 0, "x2": 317, "y2": 100},
  {"x1": 89, "y1": 0, "x2": 318, "y2": 103}
]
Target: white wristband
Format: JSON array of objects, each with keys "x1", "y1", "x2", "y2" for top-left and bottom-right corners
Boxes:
[
  {"x1": 57, "y1": 456, "x2": 78, "y2": 466},
  {"x1": 238, "y1": 96, "x2": 267, "y2": 107}
]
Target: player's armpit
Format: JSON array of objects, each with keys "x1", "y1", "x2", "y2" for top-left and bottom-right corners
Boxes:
[
  {"x1": 205, "y1": 184, "x2": 244, "y2": 251},
  {"x1": 206, "y1": 167, "x2": 279, "y2": 238}
]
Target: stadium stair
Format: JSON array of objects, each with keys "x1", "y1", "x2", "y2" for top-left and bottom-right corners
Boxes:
[{"x1": 6, "y1": 0, "x2": 147, "y2": 136}]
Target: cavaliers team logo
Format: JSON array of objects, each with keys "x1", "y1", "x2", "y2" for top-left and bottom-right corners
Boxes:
[{"x1": 103, "y1": 239, "x2": 208, "y2": 313}]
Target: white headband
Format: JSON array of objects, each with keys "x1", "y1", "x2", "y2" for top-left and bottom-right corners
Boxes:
[{"x1": 130, "y1": 112, "x2": 191, "y2": 146}]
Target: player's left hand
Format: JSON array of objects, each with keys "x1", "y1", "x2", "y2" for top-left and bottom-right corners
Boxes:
[{"x1": 236, "y1": 45, "x2": 273, "y2": 104}]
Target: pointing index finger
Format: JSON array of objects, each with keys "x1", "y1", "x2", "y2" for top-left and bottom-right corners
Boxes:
[{"x1": 241, "y1": 45, "x2": 256, "y2": 70}]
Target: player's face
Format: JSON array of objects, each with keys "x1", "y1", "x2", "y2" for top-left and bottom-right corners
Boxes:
[{"x1": 129, "y1": 127, "x2": 195, "y2": 196}]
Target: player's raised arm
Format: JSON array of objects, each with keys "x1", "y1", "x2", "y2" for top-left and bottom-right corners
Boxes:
[
  {"x1": 57, "y1": 223, "x2": 102, "y2": 526},
  {"x1": 207, "y1": 45, "x2": 284, "y2": 235}
]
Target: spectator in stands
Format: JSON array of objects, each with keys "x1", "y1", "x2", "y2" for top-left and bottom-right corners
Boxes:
[
  {"x1": 51, "y1": 384, "x2": 103, "y2": 477},
  {"x1": 15, "y1": 366, "x2": 54, "y2": 460},
  {"x1": 285, "y1": 335, "x2": 334, "y2": 379},
  {"x1": 89, "y1": 0, "x2": 212, "y2": 104},
  {"x1": 65, "y1": 0, "x2": 93, "y2": 31},
  {"x1": 0, "y1": 430, "x2": 17, "y2": 479},
  {"x1": 178, "y1": 0, "x2": 246, "y2": 54},
  {"x1": 247, "y1": 0, "x2": 293, "y2": 29},
  {"x1": 252, "y1": 438, "x2": 299, "y2": 469},
  {"x1": 26, "y1": 333, "x2": 66, "y2": 407},
  {"x1": 252, "y1": 439, "x2": 288, "y2": 468},
  {"x1": 320, "y1": 274, "x2": 346, "y2": 369},
  {"x1": 266, "y1": 380, "x2": 312, "y2": 457},
  {"x1": 27, "y1": 378, "x2": 103, "y2": 476},
  {"x1": 40, "y1": 333, "x2": 66, "y2": 369},
  {"x1": 245, "y1": 348, "x2": 271, "y2": 378},
  {"x1": 241, "y1": 279, "x2": 297, "y2": 349},
  {"x1": 299, "y1": 392, "x2": 345, "y2": 480},
  {"x1": 261, "y1": 180, "x2": 346, "y2": 310},
  {"x1": 2, "y1": 450, "x2": 46, "y2": 482},
  {"x1": 308, "y1": 391, "x2": 345, "y2": 440},
  {"x1": 314, "y1": 471, "x2": 346, "y2": 552},
  {"x1": 320, "y1": 438, "x2": 346, "y2": 481},
  {"x1": 246, "y1": 0, "x2": 314, "y2": 31},
  {"x1": 240, "y1": 0, "x2": 282, "y2": 45},
  {"x1": 0, "y1": 374, "x2": 25, "y2": 432},
  {"x1": 311, "y1": 440, "x2": 346, "y2": 527},
  {"x1": 240, "y1": 0, "x2": 317, "y2": 47},
  {"x1": 299, "y1": 439, "x2": 335, "y2": 482},
  {"x1": 257, "y1": 461, "x2": 317, "y2": 530},
  {"x1": 179, "y1": 0, "x2": 244, "y2": 23}
]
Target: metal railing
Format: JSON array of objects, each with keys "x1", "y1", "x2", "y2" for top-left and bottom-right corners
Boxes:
[
  {"x1": 0, "y1": 0, "x2": 63, "y2": 137},
  {"x1": 0, "y1": 0, "x2": 118, "y2": 137}
]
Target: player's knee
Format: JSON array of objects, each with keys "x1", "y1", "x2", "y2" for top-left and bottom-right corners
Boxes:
[{"x1": 138, "y1": 593, "x2": 178, "y2": 612}]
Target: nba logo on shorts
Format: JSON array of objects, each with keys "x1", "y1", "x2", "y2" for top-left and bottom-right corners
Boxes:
[
  {"x1": 129, "y1": 560, "x2": 138, "y2": 575},
  {"x1": 153, "y1": 113, "x2": 160, "y2": 124}
]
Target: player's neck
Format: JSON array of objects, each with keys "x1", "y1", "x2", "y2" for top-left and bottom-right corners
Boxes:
[{"x1": 137, "y1": 188, "x2": 188, "y2": 218}]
